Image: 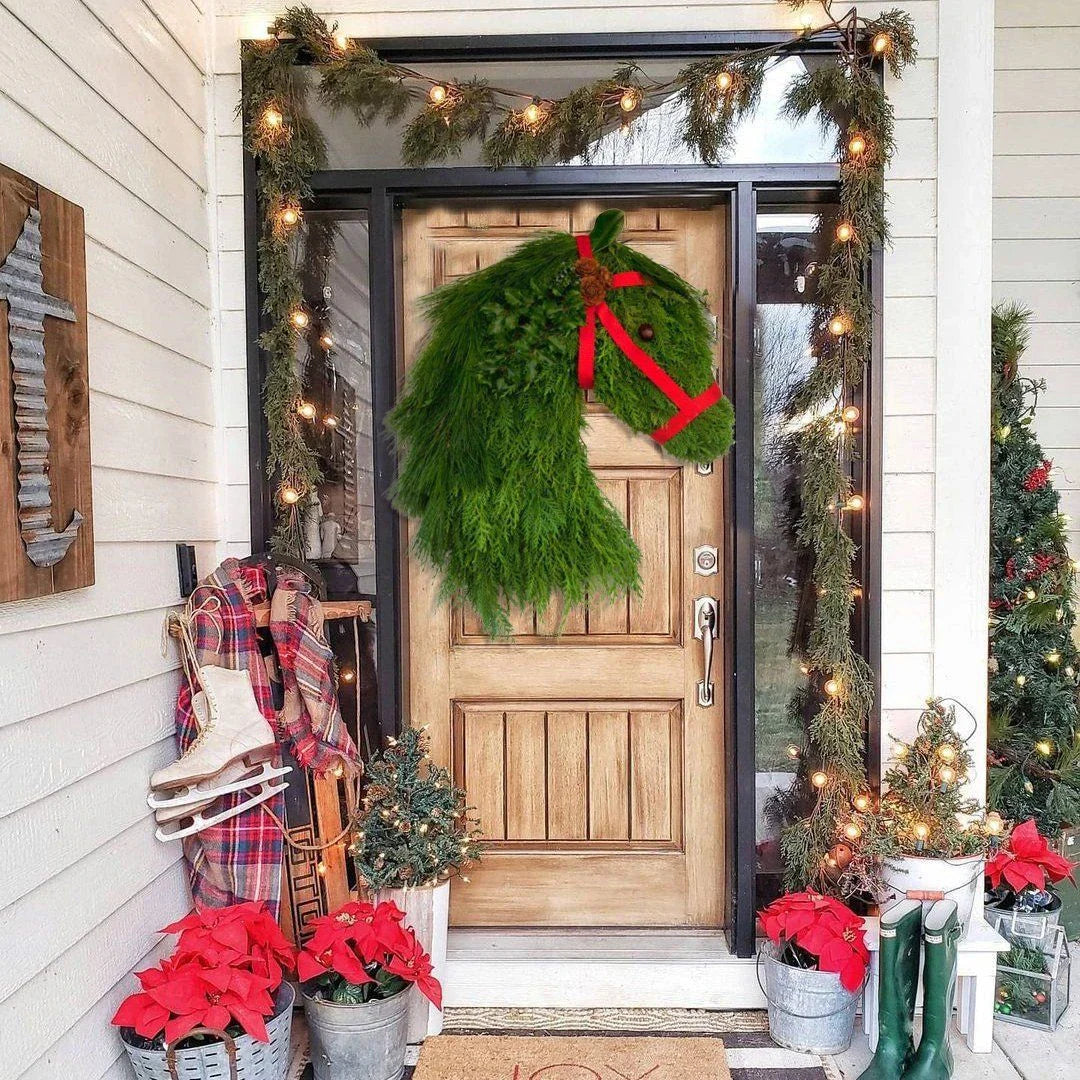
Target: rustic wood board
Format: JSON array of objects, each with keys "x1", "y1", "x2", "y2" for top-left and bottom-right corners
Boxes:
[{"x1": 0, "y1": 164, "x2": 93, "y2": 602}]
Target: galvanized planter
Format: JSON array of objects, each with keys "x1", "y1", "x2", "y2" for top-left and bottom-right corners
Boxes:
[
  {"x1": 302, "y1": 985, "x2": 411, "y2": 1080},
  {"x1": 760, "y1": 941, "x2": 859, "y2": 1055},
  {"x1": 120, "y1": 982, "x2": 295, "y2": 1080},
  {"x1": 880, "y1": 853, "x2": 984, "y2": 932}
]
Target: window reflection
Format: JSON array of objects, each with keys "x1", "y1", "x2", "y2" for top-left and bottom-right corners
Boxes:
[{"x1": 754, "y1": 210, "x2": 833, "y2": 902}]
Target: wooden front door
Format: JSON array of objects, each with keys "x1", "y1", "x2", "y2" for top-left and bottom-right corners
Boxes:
[{"x1": 401, "y1": 201, "x2": 728, "y2": 927}]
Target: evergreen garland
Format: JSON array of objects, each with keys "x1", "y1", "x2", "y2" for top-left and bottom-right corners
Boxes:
[
  {"x1": 239, "y1": 1, "x2": 919, "y2": 894},
  {"x1": 352, "y1": 726, "x2": 482, "y2": 890},
  {"x1": 389, "y1": 208, "x2": 732, "y2": 636},
  {"x1": 988, "y1": 304, "x2": 1080, "y2": 834}
]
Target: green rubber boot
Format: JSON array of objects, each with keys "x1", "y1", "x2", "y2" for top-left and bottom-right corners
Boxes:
[
  {"x1": 856, "y1": 900, "x2": 922, "y2": 1080},
  {"x1": 904, "y1": 900, "x2": 961, "y2": 1080}
]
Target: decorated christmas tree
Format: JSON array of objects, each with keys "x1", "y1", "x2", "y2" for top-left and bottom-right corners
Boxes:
[
  {"x1": 351, "y1": 726, "x2": 482, "y2": 890},
  {"x1": 987, "y1": 304, "x2": 1080, "y2": 834}
]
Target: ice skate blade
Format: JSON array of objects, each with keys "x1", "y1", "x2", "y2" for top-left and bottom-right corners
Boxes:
[
  {"x1": 147, "y1": 760, "x2": 291, "y2": 809},
  {"x1": 154, "y1": 779, "x2": 289, "y2": 841}
]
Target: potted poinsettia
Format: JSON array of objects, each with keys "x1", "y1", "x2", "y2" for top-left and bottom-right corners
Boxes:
[
  {"x1": 297, "y1": 899, "x2": 442, "y2": 1080},
  {"x1": 758, "y1": 891, "x2": 868, "y2": 1055},
  {"x1": 112, "y1": 902, "x2": 297, "y2": 1080},
  {"x1": 985, "y1": 818, "x2": 1076, "y2": 935}
]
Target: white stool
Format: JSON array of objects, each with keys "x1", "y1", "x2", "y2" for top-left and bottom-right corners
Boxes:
[{"x1": 862, "y1": 915, "x2": 1008, "y2": 1053}]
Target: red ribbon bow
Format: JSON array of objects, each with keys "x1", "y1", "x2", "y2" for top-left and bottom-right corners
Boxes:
[{"x1": 575, "y1": 233, "x2": 723, "y2": 445}]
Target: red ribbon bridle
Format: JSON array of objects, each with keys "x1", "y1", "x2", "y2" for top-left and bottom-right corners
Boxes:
[{"x1": 575, "y1": 233, "x2": 723, "y2": 445}]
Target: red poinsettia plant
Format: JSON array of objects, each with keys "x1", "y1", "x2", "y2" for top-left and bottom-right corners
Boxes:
[
  {"x1": 759, "y1": 891, "x2": 869, "y2": 993},
  {"x1": 985, "y1": 818, "x2": 1076, "y2": 897},
  {"x1": 111, "y1": 902, "x2": 297, "y2": 1048},
  {"x1": 297, "y1": 899, "x2": 442, "y2": 1009}
]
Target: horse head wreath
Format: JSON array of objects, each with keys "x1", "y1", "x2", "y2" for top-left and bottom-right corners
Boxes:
[{"x1": 389, "y1": 209, "x2": 734, "y2": 637}]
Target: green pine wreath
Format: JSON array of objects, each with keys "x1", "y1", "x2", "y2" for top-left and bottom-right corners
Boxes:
[{"x1": 389, "y1": 209, "x2": 733, "y2": 636}]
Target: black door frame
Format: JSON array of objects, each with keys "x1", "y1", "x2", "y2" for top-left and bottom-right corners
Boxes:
[{"x1": 242, "y1": 32, "x2": 883, "y2": 959}]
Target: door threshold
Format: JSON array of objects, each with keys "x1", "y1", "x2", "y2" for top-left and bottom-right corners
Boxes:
[{"x1": 444, "y1": 929, "x2": 765, "y2": 1010}]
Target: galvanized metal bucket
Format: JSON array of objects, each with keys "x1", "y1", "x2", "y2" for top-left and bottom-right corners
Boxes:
[
  {"x1": 302, "y1": 986, "x2": 411, "y2": 1080},
  {"x1": 121, "y1": 982, "x2": 295, "y2": 1080},
  {"x1": 880, "y1": 854, "x2": 983, "y2": 932},
  {"x1": 759, "y1": 941, "x2": 859, "y2": 1055}
]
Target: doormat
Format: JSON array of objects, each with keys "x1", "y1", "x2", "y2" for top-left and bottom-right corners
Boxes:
[{"x1": 412, "y1": 1034, "x2": 731, "y2": 1079}]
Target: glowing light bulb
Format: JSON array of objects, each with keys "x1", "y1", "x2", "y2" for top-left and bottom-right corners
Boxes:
[
  {"x1": 290, "y1": 309, "x2": 309, "y2": 329},
  {"x1": 428, "y1": 84, "x2": 448, "y2": 105},
  {"x1": 985, "y1": 812, "x2": 1005, "y2": 836},
  {"x1": 333, "y1": 31, "x2": 350, "y2": 51},
  {"x1": 787, "y1": 744, "x2": 801, "y2": 760},
  {"x1": 895, "y1": 743, "x2": 909, "y2": 760},
  {"x1": 853, "y1": 794, "x2": 871, "y2": 812},
  {"x1": 1047, "y1": 650, "x2": 1062, "y2": 665},
  {"x1": 1036, "y1": 739, "x2": 1054, "y2": 756},
  {"x1": 523, "y1": 102, "x2": 542, "y2": 127},
  {"x1": 716, "y1": 70, "x2": 734, "y2": 92},
  {"x1": 280, "y1": 486, "x2": 300, "y2": 505},
  {"x1": 320, "y1": 333, "x2": 334, "y2": 349},
  {"x1": 873, "y1": 33, "x2": 892, "y2": 54},
  {"x1": 836, "y1": 222, "x2": 855, "y2": 243},
  {"x1": 323, "y1": 414, "x2": 338, "y2": 428},
  {"x1": 297, "y1": 400, "x2": 317, "y2": 420},
  {"x1": 620, "y1": 90, "x2": 640, "y2": 113},
  {"x1": 999, "y1": 425, "x2": 1012, "y2": 439},
  {"x1": 938, "y1": 765, "x2": 957, "y2": 785},
  {"x1": 843, "y1": 822, "x2": 862, "y2": 841},
  {"x1": 1024, "y1": 588, "x2": 1037, "y2": 601},
  {"x1": 829, "y1": 315, "x2": 849, "y2": 336},
  {"x1": 800, "y1": 663, "x2": 811, "y2": 675},
  {"x1": 316, "y1": 861, "x2": 327, "y2": 876},
  {"x1": 913, "y1": 822, "x2": 930, "y2": 841},
  {"x1": 843, "y1": 405, "x2": 861, "y2": 423},
  {"x1": 812, "y1": 771, "x2": 829, "y2": 789},
  {"x1": 279, "y1": 206, "x2": 299, "y2": 227},
  {"x1": 332, "y1": 763, "x2": 345, "y2": 779},
  {"x1": 937, "y1": 744, "x2": 957, "y2": 763},
  {"x1": 339, "y1": 668, "x2": 356, "y2": 683},
  {"x1": 1066, "y1": 666, "x2": 1076, "y2": 678},
  {"x1": 848, "y1": 134, "x2": 867, "y2": 157},
  {"x1": 263, "y1": 106, "x2": 283, "y2": 129},
  {"x1": 824, "y1": 678, "x2": 841, "y2": 697},
  {"x1": 846, "y1": 494, "x2": 865, "y2": 511},
  {"x1": 1016, "y1": 674, "x2": 1027, "y2": 687}
]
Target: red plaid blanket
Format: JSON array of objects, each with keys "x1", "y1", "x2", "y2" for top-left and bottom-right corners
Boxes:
[{"x1": 175, "y1": 559, "x2": 359, "y2": 913}]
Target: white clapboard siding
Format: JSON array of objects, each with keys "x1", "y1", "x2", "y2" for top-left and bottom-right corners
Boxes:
[
  {"x1": 993, "y1": 9, "x2": 1080, "y2": 667},
  {"x1": 0, "y1": 4, "x2": 217, "y2": 1079}
]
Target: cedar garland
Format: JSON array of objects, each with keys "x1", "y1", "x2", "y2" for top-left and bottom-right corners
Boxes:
[{"x1": 239, "y1": 1, "x2": 918, "y2": 896}]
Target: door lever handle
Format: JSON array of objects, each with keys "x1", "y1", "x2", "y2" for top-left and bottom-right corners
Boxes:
[{"x1": 693, "y1": 596, "x2": 719, "y2": 707}]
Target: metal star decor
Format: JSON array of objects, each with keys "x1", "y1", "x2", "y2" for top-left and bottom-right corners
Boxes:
[{"x1": 0, "y1": 204, "x2": 84, "y2": 567}]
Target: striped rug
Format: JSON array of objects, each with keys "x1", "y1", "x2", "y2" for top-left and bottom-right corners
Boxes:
[{"x1": 293, "y1": 1008, "x2": 836, "y2": 1080}]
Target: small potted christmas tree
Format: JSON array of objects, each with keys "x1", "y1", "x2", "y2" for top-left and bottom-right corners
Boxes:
[
  {"x1": 351, "y1": 725, "x2": 481, "y2": 1041},
  {"x1": 860, "y1": 699, "x2": 992, "y2": 930}
]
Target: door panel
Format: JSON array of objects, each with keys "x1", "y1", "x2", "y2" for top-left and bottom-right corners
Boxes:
[{"x1": 401, "y1": 201, "x2": 728, "y2": 927}]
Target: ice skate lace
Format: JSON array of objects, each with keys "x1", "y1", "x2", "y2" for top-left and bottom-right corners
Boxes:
[{"x1": 167, "y1": 590, "x2": 228, "y2": 757}]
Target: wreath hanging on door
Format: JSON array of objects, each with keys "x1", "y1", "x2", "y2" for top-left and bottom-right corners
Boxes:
[{"x1": 389, "y1": 209, "x2": 733, "y2": 636}]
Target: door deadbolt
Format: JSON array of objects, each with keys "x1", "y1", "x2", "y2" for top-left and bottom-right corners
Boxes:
[{"x1": 694, "y1": 544, "x2": 718, "y2": 576}]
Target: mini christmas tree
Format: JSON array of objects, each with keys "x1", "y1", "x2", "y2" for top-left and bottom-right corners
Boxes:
[
  {"x1": 988, "y1": 303, "x2": 1080, "y2": 834},
  {"x1": 859, "y1": 699, "x2": 990, "y2": 860},
  {"x1": 352, "y1": 726, "x2": 482, "y2": 890}
]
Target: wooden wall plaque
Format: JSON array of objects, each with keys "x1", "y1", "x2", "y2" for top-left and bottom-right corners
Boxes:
[{"x1": 0, "y1": 165, "x2": 93, "y2": 602}]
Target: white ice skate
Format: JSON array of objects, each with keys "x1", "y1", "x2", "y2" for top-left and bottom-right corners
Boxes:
[
  {"x1": 149, "y1": 666, "x2": 291, "y2": 815},
  {"x1": 154, "y1": 777, "x2": 290, "y2": 841}
]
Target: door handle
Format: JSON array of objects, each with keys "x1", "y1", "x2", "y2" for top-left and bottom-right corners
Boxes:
[{"x1": 693, "y1": 596, "x2": 719, "y2": 707}]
